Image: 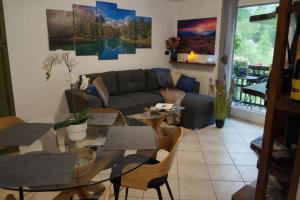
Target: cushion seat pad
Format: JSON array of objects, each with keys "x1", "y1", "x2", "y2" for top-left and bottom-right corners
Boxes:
[
  {"x1": 181, "y1": 92, "x2": 213, "y2": 114},
  {"x1": 120, "y1": 92, "x2": 164, "y2": 107},
  {"x1": 107, "y1": 96, "x2": 142, "y2": 115}
]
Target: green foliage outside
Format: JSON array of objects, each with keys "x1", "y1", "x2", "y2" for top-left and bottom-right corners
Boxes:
[{"x1": 234, "y1": 4, "x2": 278, "y2": 66}]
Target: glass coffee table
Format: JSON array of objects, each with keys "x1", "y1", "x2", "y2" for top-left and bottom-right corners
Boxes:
[
  {"x1": 0, "y1": 114, "x2": 158, "y2": 200},
  {"x1": 126, "y1": 106, "x2": 184, "y2": 133}
]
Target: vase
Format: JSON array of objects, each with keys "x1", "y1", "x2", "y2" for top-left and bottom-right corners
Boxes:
[
  {"x1": 66, "y1": 122, "x2": 87, "y2": 141},
  {"x1": 170, "y1": 50, "x2": 178, "y2": 62},
  {"x1": 215, "y1": 119, "x2": 225, "y2": 128}
]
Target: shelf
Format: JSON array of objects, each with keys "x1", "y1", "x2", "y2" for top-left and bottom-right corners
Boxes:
[
  {"x1": 275, "y1": 98, "x2": 300, "y2": 114},
  {"x1": 169, "y1": 61, "x2": 216, "y2": 66}
]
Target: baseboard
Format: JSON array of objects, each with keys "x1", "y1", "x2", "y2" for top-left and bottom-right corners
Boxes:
[{"x1": 230, "y1": 107, "x2": 266, "y2": 125}]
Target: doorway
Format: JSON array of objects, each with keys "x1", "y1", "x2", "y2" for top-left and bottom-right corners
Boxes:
[
  {"x1": 0, "y1": 0, "x2": 15, "y2": 117},
  {"x1": 231, "y1": 3, "x2": 278, "y2": 120}
]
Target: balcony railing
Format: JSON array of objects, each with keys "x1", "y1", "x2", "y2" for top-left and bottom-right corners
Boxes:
[{"x1": 232, "y1": 65, "x2": 269, "y2": 110}]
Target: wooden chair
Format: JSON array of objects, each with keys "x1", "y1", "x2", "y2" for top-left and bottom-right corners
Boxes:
[
  {"x1": 0, "y1": 116, "x2": 23, "y2": 130},
  {"x1": 91, "y1": 108, "x2": 127, "y2": 126},
  {"x1": 110, "y1": 127, "x2": 183, "y2": 200}
]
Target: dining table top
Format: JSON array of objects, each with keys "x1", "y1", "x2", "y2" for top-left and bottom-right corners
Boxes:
[{"x1": 0, "y1": 114, "x2": 158, "y2": 192}]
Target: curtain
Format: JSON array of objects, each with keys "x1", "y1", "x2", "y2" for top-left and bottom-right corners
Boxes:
[{"x1": 218, "y1": 0, "x2": 238, "y2": 85}]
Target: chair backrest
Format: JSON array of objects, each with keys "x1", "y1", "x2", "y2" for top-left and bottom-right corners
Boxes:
[
  {"x1": 91, "y1": 108, "x2": 127, "y2": 126},
  {"x1": 156, "y1": 127, "x2": 183, "y2": 176},
  {"x1": 0, "y1": 116, "x2": 23, "y2": 130}
]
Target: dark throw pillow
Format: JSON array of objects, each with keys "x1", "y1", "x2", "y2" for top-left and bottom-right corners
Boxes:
[
  {"x1": 87, "y1": 84, "x2": 100, "y2": 97},
  {"x1": 153, "y1": 68, "x2": 173, "y2": 88},
  {"x1": 176, "y1": 74, "x2": 196, "y2": 92}
]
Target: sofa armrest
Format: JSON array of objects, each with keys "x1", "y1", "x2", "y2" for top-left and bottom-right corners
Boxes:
[
  {"x1": 65, "y1": 89, "x2": 103, "y2": 113},
  {"x1": 193, "y1": 81, "x2": 200, "y2": 93}
]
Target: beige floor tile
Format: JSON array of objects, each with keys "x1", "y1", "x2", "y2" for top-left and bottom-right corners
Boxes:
[
  {"x1": 229, "y1": 152, "x2": 257, "y2": 165},
  {"x1": 198, "y1": 132, "x2": 221, "y2": 142},
  {"x1": 0, "y1": 190, "x2": 36, "y2": 200},
  {"x1": 181, "y1": 128, "x2": 200, "y2": 141},
  {"x1": 224, "y1": 142, "x2": 252, "y2": 153},
  {"x1": 169, "y1": 162, "x2": 178, "y2": 178},
  {"x1": 236, "y1": 165, "x2": 258, "y2": 182},
  {"x1": 179, "y1": 179, "x2": 216, "y2": 200},
  {"x1": 143, "y1": 177, "x2": 179, "y2": 199},
  {"x1": 177, "y1": 151, "x2": 205, "y2": 164},
  {"x1": 178, "y1": 139, "x2": 202, "y2": 151},
  {"x1": 178, "y1": 163, "x2": 210, "y2": 180},
  {"x1": 119, "y1": 187, "x2": 144, "y2": 198},
  {"x1": 212, "y1": 181, "x2": 245, "y2": 200},
  {"x1": 207, "y1": 165, "x2": 242, "y2": 181},
  {"x1": 218, "y1": 132, "x2": 244, "y2": 142},
  {"x1": 203, "y1": 152, "x2": 234, "y2": 165},
  {"x1": 241, "y1": 133, "x2": 263, "y2": 144},
  {"x1": 200, "y1": 141, "x2": 227, "y2": 152},
  {"x1": 213, "y1": 127, "x2": 239, "y2": 135}
]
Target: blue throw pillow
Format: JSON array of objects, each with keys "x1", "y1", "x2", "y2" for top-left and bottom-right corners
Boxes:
[
  {"x1": 176, "y1": 74, "x2": 196, "y2": 92},
  {"x1": 86, "y1": 84, "x2": 100, "y2": 97},
  {"x1": 152, "y1": 68, "x2": 173, "y2": 88}
]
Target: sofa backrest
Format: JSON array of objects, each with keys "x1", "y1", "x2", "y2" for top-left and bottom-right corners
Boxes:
[
  {"x1": 117, "y1": 69, "x2": 146, "y2": 94},
  {"x1": 145, "y1": 69, "x2": 161, "y2": 91}
]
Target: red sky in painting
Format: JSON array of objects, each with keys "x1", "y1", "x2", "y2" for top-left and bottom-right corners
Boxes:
[{"x1": 178, "y1": 18, "x2": 217, "y2": 33}]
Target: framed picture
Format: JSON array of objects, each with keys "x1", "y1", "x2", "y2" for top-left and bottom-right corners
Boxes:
[{"x1": 177, "y1": 17, "x2": 217, "y2": 55}]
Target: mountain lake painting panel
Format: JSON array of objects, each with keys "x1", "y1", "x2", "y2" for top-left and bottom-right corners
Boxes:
[
  {"x1": 177, "y1": 17, "x2": 217, "y2": 55},
  {"x1": 46, "y1": 9, "x2": 74, "y2": 51},
  {"x1": 116, "y1": 9, "x2": 136, "y2": 54},
  {"x1": 96, "y1": 1, "x2": 118, "y2": 60},
  {"x1": 73, "y1": 5, "x2": 97, "y2": 56},
  {"x1": 136, "y1": 16, "x2": 152, "y2": 48}
]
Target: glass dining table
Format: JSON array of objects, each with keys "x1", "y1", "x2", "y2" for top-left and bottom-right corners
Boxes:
[{"x1": 0, "y1": 114, "x2": 158, "y2": 200}]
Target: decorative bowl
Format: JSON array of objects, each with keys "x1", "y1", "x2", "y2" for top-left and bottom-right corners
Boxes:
[{"x1": 71, "y1": 147, "x2": 96, "y2": 177}]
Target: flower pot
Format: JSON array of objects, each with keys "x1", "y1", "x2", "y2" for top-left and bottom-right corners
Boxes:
[
  {"x1": 215, "y1": 119, "x2": 225, "y2": 128},
  {"x1": 66, "y1": 122, "x2": 87, "y2": 141}
]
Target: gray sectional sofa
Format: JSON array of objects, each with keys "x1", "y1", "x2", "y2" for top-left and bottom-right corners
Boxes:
[{"x1": 65, "y1": 69, "x2": 214, "y2": 129}]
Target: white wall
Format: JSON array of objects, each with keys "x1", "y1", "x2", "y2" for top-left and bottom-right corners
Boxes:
[
  {"x1": 171, "y1": 0, "x2": 223, "y2": 95},
  {"x1": 3, "y1": 0, "x2": 176, "y2": 120}
]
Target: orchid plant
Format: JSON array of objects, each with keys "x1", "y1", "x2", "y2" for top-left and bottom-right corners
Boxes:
[{"x1": 42, "y1": 50, "x2": 90, "y2": 129}]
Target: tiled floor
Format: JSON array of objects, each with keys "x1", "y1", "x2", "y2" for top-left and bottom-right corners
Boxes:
[{"x1": 0, "y1": 118, "x2": 263, "y2": 200}]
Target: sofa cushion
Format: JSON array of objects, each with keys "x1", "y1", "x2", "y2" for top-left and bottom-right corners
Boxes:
[
  {"x1": 145, "y1": 69, "x2": 161, "y2": 91},
  {"x1": 107, "y1": 96, "x2": 142, "y2": 115},
  {"x1": 150, "y1": 89, "x2": 162, "y2": 96},
  {"x1": 153, "y1": 68, "x2": 173, "y2": 88},
  {"x1": 85, "y1": 71, "x2": 118, "y2": 95},
  {"x1": 176, "y1": 74, "x2": 196, "y2": 92},
  {"x1": 117, "y1": 69, "x2": 146, "y2": 94},
  {"x1": 181, "y1": 93, "x2": 213, "y2": 114},
  {"x1": 121, "y1": 92, "x2": 164, "y2": 107}
]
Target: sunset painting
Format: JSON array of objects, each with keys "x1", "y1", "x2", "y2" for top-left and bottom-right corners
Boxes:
[{"x1": 177, "y1": 17, "x2": 217, "y2": 55}]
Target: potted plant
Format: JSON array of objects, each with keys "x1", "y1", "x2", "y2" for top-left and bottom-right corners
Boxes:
[
  {"x1": 213, "y1": 79, "x2": 234, "y2": 128},
  {"x1": 233, "y1": 56, "x2": 249, "y2": 77},
  {"x1": 166, "y1": 37, "x2": 180, "y2": 62},
  {"x1": 42, "y1": 50, "x2": 90, "y2": 141}
]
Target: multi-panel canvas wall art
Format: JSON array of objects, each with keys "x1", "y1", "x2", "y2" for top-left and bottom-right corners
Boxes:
[
  {"x1": 46, "y1": 9, "x2": 74, "y2": 51},
  {"x1": 177, "y1": 17, "x2": 217, "y2": 55},
  {"x1": 73, "y1": 5, "x2": 97, "y2": 56},
  {"x1": 96, "y1": 1, "x2": 118, "y2": 60},
  {"x1": 46, "y1": 1, "x2": 152, "y2": 60},
  {"x1": 136, "y1": 17, "x2": 152, "y2": 48}
]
